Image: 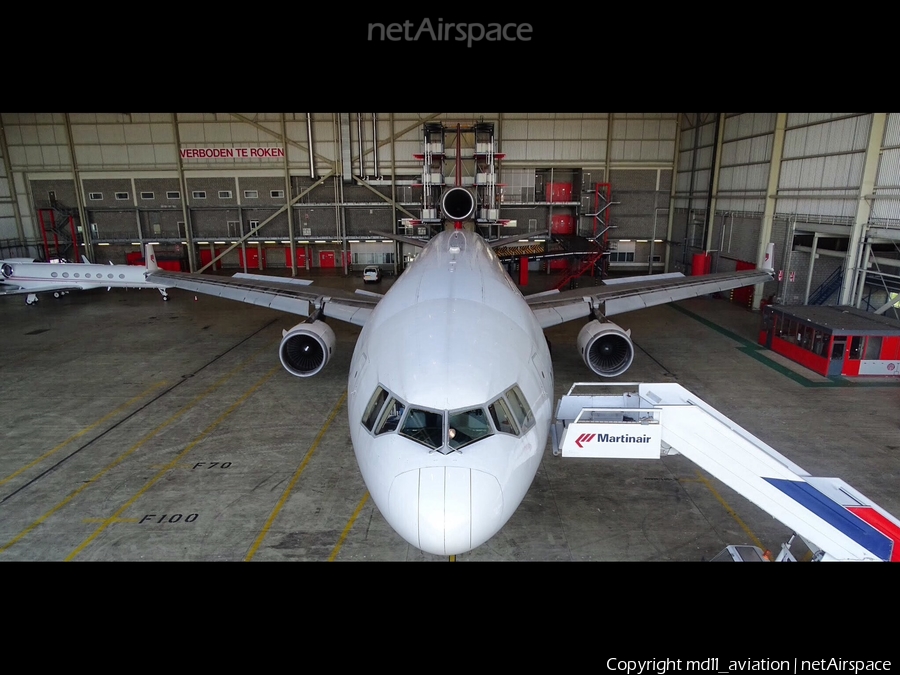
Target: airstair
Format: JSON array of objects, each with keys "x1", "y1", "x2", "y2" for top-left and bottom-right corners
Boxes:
[{"x1": 551, "y1": 382, "x2": 900, "y2": 562}]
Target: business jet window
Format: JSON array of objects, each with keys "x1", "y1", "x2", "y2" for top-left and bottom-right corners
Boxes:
[
  {"x1": 448, "y1": 408, "x2": 493, "y2": 450},
  {"x1": 375, "y1": 398, "x2": 406, "y2": 435},
  {"x1": 400, "y1": 408, "x2": 444, "y2": 449},
  {"x1": 505, "y1": 385, "x2": 534, "y2": 431},
  {"x1": 488, "y1": 397, "x2": 519, "y2": 436},
  {"x1": 362, "y1": 386, "x2": 389, "y2": 431}
]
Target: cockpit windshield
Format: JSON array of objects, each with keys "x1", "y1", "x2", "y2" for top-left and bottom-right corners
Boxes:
[{"x1": 360, "y1": 383, "x2": 535, "y2": 453}]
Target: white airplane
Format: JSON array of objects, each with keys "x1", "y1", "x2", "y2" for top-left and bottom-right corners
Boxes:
[
  {"x1": 0, "y1": 247, "x2": 170, "y2": 305},
  {"x1": 147, "y1": 186, "x2": 775, "y2": 556}
]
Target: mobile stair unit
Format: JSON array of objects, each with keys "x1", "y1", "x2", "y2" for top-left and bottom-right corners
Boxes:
[{"x1": 552, "y1": 382, "x2": 900, "y2": 562}]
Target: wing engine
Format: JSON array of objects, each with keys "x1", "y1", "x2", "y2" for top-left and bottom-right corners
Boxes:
[
  {"x1": 577, "y1": 320, "x2": 634, "y2": 377},
  {"x1": 279, "y1": 321, "x2": 335, "y2": 377}
]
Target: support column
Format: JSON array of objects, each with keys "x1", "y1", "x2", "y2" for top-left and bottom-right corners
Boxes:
[
  {"x1": 841, "y1": 113, "x2": 886, "y2": 305},
  {"x1": 753, "y1": 113, "x2": 787, "y2": 309},
  {"x1": 803, "y1": 232, "x2": 819, "y2": 304}
]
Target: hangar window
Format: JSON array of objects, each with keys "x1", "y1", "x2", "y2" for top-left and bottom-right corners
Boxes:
[
  {"x1": 192, "y1": 191, "x2": 206, "y2": 199},
  {"x1": 166, "y1": 191, "x2": 180, "y2": 199},
  {"x1": 219, "y1": 190, "x2": 232, "y2": 199},
  {"x1": 243, "y1": 190, "x2": 259, "y2": 199},
  {"x1": 88, "y1": 192, "x2": 102, "y2": 200},
  {"x1": 271, "y1": 190, "x2": 284, "y2": 199},
  {"x1": 115, "y1": 192, "x2": 129, "y2": 200},
  {"x1": 140, "y1": 191, "x2": 154, "y2": 199}
]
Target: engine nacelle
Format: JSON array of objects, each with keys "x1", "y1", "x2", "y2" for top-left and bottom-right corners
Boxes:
[
  {"x1": 279, "y1": 320, "x2": 335, "y2": 377},
  {"x1": 577, "y1": 320, "x2": 635, "y2": 377},
  {"x1": 441, "y1": 187, "x2": 476, "y2": 221}
]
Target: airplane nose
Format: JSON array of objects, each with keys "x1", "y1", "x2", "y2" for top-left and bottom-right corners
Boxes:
[{"x1": 388, "y1": 467, "x2": 504, "y2": 556}]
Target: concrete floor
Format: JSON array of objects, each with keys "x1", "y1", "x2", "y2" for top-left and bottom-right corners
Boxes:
[{"x1": 1, "y1": 267, "x2": 898, "y2": 562}]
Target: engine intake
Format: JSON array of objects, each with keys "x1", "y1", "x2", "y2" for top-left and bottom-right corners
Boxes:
[
  {"x1": 279, "y1": 320, "x2": 336, "y2": 377},
  {"x1": 441, "y1": 187, "x2": 475, "y2": 221},
  {"x1": 577, "y1": 320, "x2": 634, "y2": 377}
]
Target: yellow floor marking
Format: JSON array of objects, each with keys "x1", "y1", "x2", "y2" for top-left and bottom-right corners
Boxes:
[
  {"x1": 692, "y1": 471, "x2": 766, "y2": 550},
  {"x1": 64, "y1": 366, "x2": 280, "y2": 561},
  {"x1": 0, "y1": 380, "x2": 167, "y2": 488},
  {"x1": 244, "y1": 391, "x2": 347, "y2": 562},
  {"x1": 0, "y1": 342, "x2": 272, "y2": 556},
  {"x1": 82, "y1": 518, "x2": 139, "y2": 523},
  {"x1": 328, "y1": 492, "x2": 369, "y2": 561}
]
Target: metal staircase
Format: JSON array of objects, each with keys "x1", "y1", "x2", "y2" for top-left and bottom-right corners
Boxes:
[
  {"x1": 808, "y1": 268, "x2": 842, "y2": 305},
  {"x1": 37, "y1": 207, "x2": 81, "y2": 262}
]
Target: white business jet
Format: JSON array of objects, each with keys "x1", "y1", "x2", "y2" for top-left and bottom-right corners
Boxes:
[
  {"x1": 146, "y1": 186, "x2": 775, "y2": 556},
  {"x1": 0, "y1": 246, "x2": 170, "y2": 305}
]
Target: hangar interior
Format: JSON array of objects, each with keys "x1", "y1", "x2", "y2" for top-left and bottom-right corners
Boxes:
[
  {"x1": 2, "y1": 112, "x2": 898, "y2": 316},
  {"x1": 2, "y1": 112, "x2": 900, "y2": 562}
]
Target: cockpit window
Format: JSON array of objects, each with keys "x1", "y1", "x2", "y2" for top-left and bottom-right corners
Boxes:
[
  {"x1": 448, "y1": 408, "x2": 493, "y2": 450},
  {"x1": 362, "y1": 386, "x2": 389, "y2": 431},
  {"x1": 488, "y1": 397, "x2": 519, "y2": 436},
  {"x1": 375, "y1": 398, "x2": 405, "y2": 435},
  {"x1": 505, "y1": 385, "x2": 534, "y2": 431},
  {"x1": 399, "y1": 408, "x2": 444, "y2": 449}
]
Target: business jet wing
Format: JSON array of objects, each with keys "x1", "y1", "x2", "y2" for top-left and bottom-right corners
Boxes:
[
  {"x1": 147, "y1": 270, "x2": 378, "y2": 326},
  {"x1": 526, "y1": 268, "x2": 774, "y2": 329},
  {"x1": 0, "y1": 282, "x2": 76, "y2": 296}
]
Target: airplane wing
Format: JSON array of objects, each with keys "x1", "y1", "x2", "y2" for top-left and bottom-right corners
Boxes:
[
  {"x1": 526, "y1": 269, "x2": 773, "y2": 329},
  {"x1": 147, "y1": 270, "x2": 378, "y2": 327},
  {"x1": 0, "y1": 282, "x2": 82, "y2": 296}
]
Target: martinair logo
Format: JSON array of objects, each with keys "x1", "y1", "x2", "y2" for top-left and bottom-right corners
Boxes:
[{"x1": 574, "y1": 432, "x2": 654, "y2": 448}]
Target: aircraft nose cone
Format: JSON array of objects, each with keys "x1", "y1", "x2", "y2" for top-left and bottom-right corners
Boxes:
[{"x1": 388, "y1": 467, "x2": 503, "y2": 556}]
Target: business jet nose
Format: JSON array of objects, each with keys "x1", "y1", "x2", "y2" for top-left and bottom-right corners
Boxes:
[{"x1": 388, "y1": 467, "x2": 504, "y2": 556}]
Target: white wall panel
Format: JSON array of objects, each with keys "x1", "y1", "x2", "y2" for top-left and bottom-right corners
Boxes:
[
  {"x1": 71, "y1": 125, "x2": 100, "y2": 144},
  {"x1": 40, "y1": 146, "x2": 61, "y2": 166},
  {"x1": 154, "y1": 146, "x2": 176, "y2": 165},
  {"x1": 97, "y1": 125, "x2": 126, "y2": 145},
  {"x1": 127, "y1": 146, "x2": 157, "y2": 165},
  {"x1": 149, "y1": 124, "x2": 175, "y2": 144},
  {"x1": 123, "y1": 124, "x2": 152, "y2": 144}
]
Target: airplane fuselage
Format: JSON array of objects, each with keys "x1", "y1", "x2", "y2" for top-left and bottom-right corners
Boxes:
[
  {"x1": 0, "y1": 261, "x2": 157, "y2": 291},
  {"x1": 347, "y1": 228, "x2": 553, "y2": 555}
]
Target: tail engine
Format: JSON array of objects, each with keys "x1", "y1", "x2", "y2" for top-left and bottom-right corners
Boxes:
[
  {"x1": 279, "y1": 320, "x2": 335, "y2": 377},
  {"x1": 577, "y1": 320, "x2": 635, "y2": 377},
  {"x1": 441, "y1": 187, "x2": 475, "y2": 222}
]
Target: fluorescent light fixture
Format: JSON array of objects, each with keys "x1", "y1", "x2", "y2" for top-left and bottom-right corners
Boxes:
[
  {"x1": 214, "y1": 241, "x2": 226, "y2": 245},
  {"x1": 331, "y1": 240, "x2": 340, "y2": 243},
  {"x1": 264, "y1": 241, "x2": 277, "y2": 244},
  {"x1": 148, "y1": 242, "x2": 160, "y2": 245},
  {"x1": 349, "y1": 240, "x2": 360, "y2": 243},
  {"x1": 181, "y1": 241, "x2": 187, "y2": 245},
  {"x1": 298, "y1": 240, "x2": 309, "y2": 244},
  {"x1": 619, "y1": 239, "x2": 632, "y2": 242},
  {"x1": 654, "y1": 239, "x2": 664, "y2": 242},
  {"x1": 197, "y1": 241, "x2": 209, "y2": 245},
  {"x1": 381, "y1": 240, "x2": 391, "y2": 243},
  {"x1": 131, "y1": 242, "x2": 141, "y2": 246},
  {"x1": 98, "y1": 242, "x2": 110, "y2": 246},
  {"x1": 314, "y1": 240, "x2": 326, "y2": 243},
  {"x1": 281, "y1": 241, "x2": 291, "y2": 244},
  {"x1": 636, "y1": 239, "x2": 648, "y2": 243}
]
